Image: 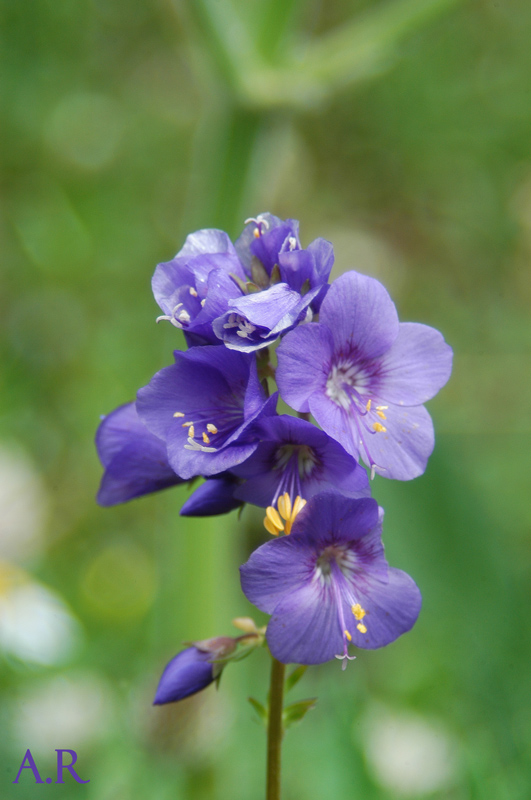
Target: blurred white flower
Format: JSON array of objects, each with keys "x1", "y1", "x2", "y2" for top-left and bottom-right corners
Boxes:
[
  {"x1": 0, "y1": 564, "x2": 81, "y2": 666},
  {"x1": 0, "y1": 445, "x2": 48, "y2": 563},
  {"x1": 362, "y1": 706, "x2": 459, "y2": 796},
  {"x1": 12, "y1": 672, "x2": 113, "y2": 756}
]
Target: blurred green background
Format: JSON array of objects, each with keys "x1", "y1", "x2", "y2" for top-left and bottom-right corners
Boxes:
[{"x1": 1, "y1": 0, "x2": 531, "y2": 797}]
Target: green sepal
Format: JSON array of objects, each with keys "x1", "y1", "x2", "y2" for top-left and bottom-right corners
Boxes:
[
  {"x1": 300, "y1": 278, "x2": 311, "y2": 295},
  {"x1": 251, "y1": 256, "x2": 270, "y2": 288},
  {"x1": 282, "y1": 698, "x2": 317, "y2": 729},
  {"x1": 248, "y1": 696, "x2": 268, "y2": 726},
  {"x1": 270, "y1": 264, "x2": 282, "y2": 284},
  {"x1": 246, "y1": 281, "x2": 262, "y2": 294},
  {"x1": 211, "y1": 643, "x2": 258, "y2": 665},
  {"x1": 285, "y1": 665, "x2": 307, "y2": 692},
  {"x1": 230, "y1": 273, "x2": 249, "y2": 294}
]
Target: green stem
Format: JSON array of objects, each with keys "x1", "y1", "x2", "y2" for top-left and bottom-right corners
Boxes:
[{"x1": 266, "y1": 656, "x2": 286, "y2": 800}]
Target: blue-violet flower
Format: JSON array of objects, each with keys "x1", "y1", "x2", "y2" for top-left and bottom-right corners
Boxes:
[
  {"x1": 240, "y1": 492, "x2": 422, "y2": 667},
  {"x1": 276, "y1": 271, "x2": 453, "y2": 480}
]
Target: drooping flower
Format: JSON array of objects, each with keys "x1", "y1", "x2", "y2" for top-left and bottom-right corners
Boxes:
[
  {"x1": 240, "y1": 492, "x2": 421, "y2": 667},
  {"x1": 152, "y1": 229, "x2": 246, "y2": 346},
  {"x1": 212, "y1": 214, "x2": 334, "y2": 352},
  {"x1": 95, "y1": 402, "x2": 183, "y2": 506},
  {"x1": 136, "y1": 346, "x2": 277, "y2": 479},
  {"x1": 180, "y1": 474, "x2": 243, "y2": 517},
  {"x1": 153, "y1": 637, "x2": 237, "y2": 704},
  {"x1": 276, "y1": 271, "x2": 453, "y2": 480},
  {"x1": 232, "y1": 415, "x2": 370, "y2": 517}
]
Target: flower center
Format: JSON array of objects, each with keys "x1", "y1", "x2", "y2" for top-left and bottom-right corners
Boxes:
[
  {"x1": 315, "y1": 544, "x2": 357, "y2": 580},
  {"x1": 325, "y1": 359, "x2": 369, "y2": 410},
  {"x1": 274, "y1": 444, "x2": 318, "y2": 479}
]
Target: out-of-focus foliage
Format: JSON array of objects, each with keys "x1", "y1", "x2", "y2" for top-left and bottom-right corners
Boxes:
[{"x1": 1, "y1": 0, "x2": 531, "y2": 797}]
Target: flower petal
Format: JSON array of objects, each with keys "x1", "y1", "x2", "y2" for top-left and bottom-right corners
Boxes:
[
  {"x1": 180, "y1": 476, "x2": 242, "y2": 517},
  {"x1": 363, "y1": 404, "x2": 435, "y2": 481},
  {"x1": 375, "y1": 322, "x2": 453, "y2": 406},
  {"x1": 320, "y1": 271, "x2": 399, "y2": 359},
  {"x1": 266, "y1": 579, "x2": 342, "y2": 665},
  {"x1": 240, "y1": 536, "x2": 315, "y2": 614},
  {"x1": 276, "y1": 323, "x2": 334, "y2": 413},
  {"x1": 343, "y1": 567, "x2": 422, "y2": 650}
]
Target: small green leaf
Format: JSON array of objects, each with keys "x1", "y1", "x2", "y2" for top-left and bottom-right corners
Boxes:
[
  {"x1": 282, "y1": 698, "x2": 317, "y2": 730},
  {"x1": 251, "y1": 256, "x2": 270, "y2": 288},
  {"x1": 248, "y1": 696, "x2": 268, "y2": 726},
  {"x1": 230, "y1": 273, "x2": 248, "y2": 294},
  {"x1": 270, "y1": 264, "x2": 281, "y2": 284},
  {"x1": 285, "y1": 665, "x2": 307, "y2": 692}
]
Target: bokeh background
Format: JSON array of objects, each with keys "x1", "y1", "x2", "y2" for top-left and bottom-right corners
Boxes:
[{"x1": 2, "y1": 0, "x2": 531, "y2": 797}]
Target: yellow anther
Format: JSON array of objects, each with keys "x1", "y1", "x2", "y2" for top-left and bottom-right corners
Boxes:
[
  {"x1": 263, "y1": 516, "x2": 280, "y2": 536},
  {"x1": 366, "y1": 399, "x2": 372, "y2": 411},
  {"x1": 376, "y1": 411, "x2": 387, "y2": 420},
  {"x1": 253, "y1": 228, "x2": 261, "y2": 238},
  {"x1": 277, "y1": 492, "x2": 292, "y2": 522},
  {"x1": 292, "y1": 496, "x2": 307, "y2": 518},
  {"x1": 202, "y1": 432, "x2": 210, "y2": 444},
  {"x1": 188, "y1": 425, "x2": 195, "y2": 439},
  {"x1": 372, "y1": 422, "x2": 386, "y2": 433},
  {"x1": 189, "y1": 287, "x2": 198, "y2": 297},
  {"x1": 206, "y1": 423, "x2": 218, "y2": 434},
  {"x1": 173, "y1": 412, "x2": 185, "y2": 418},
  {"x1": 201, "y1": 299, "x2": 206, "y2": 307},
  {"x1": 344, "y1": 629, "x2": 352, "y2": 642},
  {"x1": 266, "y1": 506, "x2": 283, "y2": 531},
  {"x1": 182, "y1": 421, "x2": 193, "y2": 427},
  {"x1": 357, "y1": 623, "x2": 367, "y2": 634},
  {"x1": 376, "y1": 405, "x2": 388, "y2": 410},
  {"x1": 351, "y1": 603, "x2": 366, "y2": 620}
]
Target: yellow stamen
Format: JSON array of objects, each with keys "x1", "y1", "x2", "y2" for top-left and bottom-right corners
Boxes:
[
  {"x1": 182, "y1": 421, "x2": 193, "y2": 427},
  {"x1": 173, "y1": 412, "x2": 185, "y2": 418},
  {"x1": 376, "y1": 411, "x2": 387, "y2": 420},
  {"x1": 357, "y1": 623, "x2": 367, "y2": 634},
  {"x1": 372, "y1": 422, "x2": 386, "y2": 433},
  {"x1": 188, "y1": 425, "x2": 195, "y2": 439},
  {"x1": 266, "y1": 506, "x2": 283, "y2": 532},
  {"x1": 262, "y1": 494, "x2": 307, "y2": 537},
  {"x1": 202, "y1": 432, "x2": 210, "y2": 444},
  {"x1": 206, "y1": 423, "x2": 218, "y2": 434},
  {"x1": 351, "y1": 603, "x2": 366, "y2": 620},
  {"x1": 277, "y1": 492, "x2": 292, "y2": 521},
  {"x1": 376, "y1": 405, "x2": 388, "y2": 410},
  {"x1": 344, "y1": 629, "x2": 352, "y2": 642},
  {"x1": 263, "y1": 516, "x2": 280, "y2": 536},
  {"x1": 189, "y1": 287, "x2": 198, "y2": 297},
  {"x1": 366, "y1": 399, "x2": 372, "y2": 411},
  {"x1": 253, "y1": 228, "x2": 260, "y2": 238},
  {"x1": 292, "y1": 496, "x2": 307, "y2": 518}
]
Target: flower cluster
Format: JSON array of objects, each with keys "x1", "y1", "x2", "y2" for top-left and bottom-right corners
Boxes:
[{"x1": 96, "y1": 212, "x2": 452, "y2": 698}]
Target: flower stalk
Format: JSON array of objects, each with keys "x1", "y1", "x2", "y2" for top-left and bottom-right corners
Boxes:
[{"x1": 266, "y1": 656, "x2": 286, "y2": 800}]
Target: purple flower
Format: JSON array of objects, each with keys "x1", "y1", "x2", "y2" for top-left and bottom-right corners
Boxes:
[
  {"x1": 96, "y1": 402, "x2": 183, "y2": 506},
  {"x1": 240, "y1": 493, "x2": 421, "y2": 666},
  {"x1": 232, "y1": 415, "x2": 370, "y2": 510},
  {"x1": 276, "y1": 271, "x2": 453, "y2": 480},
  {"x1": 153, "y1": 637, "x2": 237, "y2": 704},
  {"x1": 212, "y1": 282, "x2": 320, "y2": 353},
  {"x1": 180, "y1": 474, "x2": 243, "y2": 517},
  {"x1": 213, "y1": 214, "x2": 333, "y2": 352},
  {"x1": 136, "y1": 346, "x2": 277, "y2": 479},
  {"x1": 153, "y1": 229, "x2": 246, "y2": 346}
]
